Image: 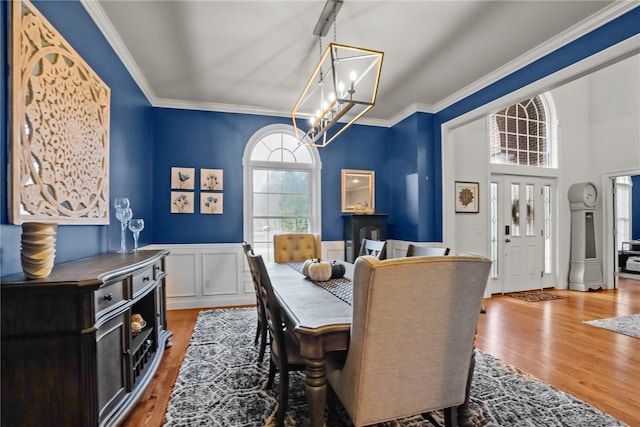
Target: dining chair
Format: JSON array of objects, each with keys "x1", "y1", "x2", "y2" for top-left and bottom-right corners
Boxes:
[
  {"x1": 242, "y1": 241, "x2": 268, "y2": 362},
  {"x1": 273, "y1": 233, "x2": 322, "y2": 263},
  {"x1": 405, "y1": 244, "x2": 450, "y2": 257},
  {"x1": 246, "y1": 252, "x2": 306, "y2": 427},
  {"x1": 325, "y1": 255, "x2": 491, "y2": 427},
  {"x1": 358, "y1": 238, "x2": 386, "y2": 260}
]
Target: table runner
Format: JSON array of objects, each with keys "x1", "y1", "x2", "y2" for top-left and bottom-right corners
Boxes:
[{"x1": 286, "y1": 261, "x2": 353, "y2": 305}]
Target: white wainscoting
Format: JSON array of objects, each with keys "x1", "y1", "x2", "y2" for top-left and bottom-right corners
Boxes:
[
  {"x1": 145, "y1": 244, "x2": 254, "y2": 310},
  {"x1": 145, "y1": 241, "x2": 345, "y2": 310},
  {"x1": 145, "y1": 240, "x2": 472, "y2": 310}
]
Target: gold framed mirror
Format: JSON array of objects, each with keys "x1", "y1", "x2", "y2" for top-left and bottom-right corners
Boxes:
[{"x1": 341, "y1": 169, "x2": 375, "y2": 213}]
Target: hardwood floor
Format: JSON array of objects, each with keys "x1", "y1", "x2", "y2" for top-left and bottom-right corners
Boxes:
[{"x1": 122, "y1": 279, "x2": 640, "y2": 426}]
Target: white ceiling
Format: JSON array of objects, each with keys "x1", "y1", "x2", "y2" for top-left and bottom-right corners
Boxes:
[{"x1": 83, "y1": 0, "x2": 627, "y2": 126}]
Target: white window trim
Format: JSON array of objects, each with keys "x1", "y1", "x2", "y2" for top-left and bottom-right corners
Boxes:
[{"x1": 242, "y1": 124, "x2": 322, "y2": 246}]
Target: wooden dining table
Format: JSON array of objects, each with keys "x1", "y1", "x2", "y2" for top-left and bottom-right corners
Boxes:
[
  {"x1": 266, "y1": 261, "x2": 352, "y2": 427},
  {"x1": 265, "y1": 260, "x2": 475, "y2": 427}
]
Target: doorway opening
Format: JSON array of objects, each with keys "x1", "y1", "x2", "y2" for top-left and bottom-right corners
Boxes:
[{"x1": 611, "y1": 173, "x2": 640, "y2": 288}]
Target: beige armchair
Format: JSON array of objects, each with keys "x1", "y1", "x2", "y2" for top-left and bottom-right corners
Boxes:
[
  {"x1": 273, "y1": 233, "x2": 321, "y2": 263},
  {"x1": 326, "y1": 255, "x2": 491, "y2": 426}
]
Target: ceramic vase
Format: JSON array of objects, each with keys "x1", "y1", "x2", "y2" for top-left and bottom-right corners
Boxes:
[{"x1": 21, "y1": 222, "x2": 57, "y2": 279}]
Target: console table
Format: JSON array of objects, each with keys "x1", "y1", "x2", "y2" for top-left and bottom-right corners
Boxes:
[{"x1": 1, "y1": 250, "x2": 171, "y2": 427}]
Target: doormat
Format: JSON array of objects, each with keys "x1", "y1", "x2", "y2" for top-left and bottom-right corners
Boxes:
[{"x1": 504, "y1": 290, "x2": 568, "y2": 302}]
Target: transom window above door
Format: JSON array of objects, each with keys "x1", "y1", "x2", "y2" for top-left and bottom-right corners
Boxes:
[{"x1": 489, "y1": 95, "x2": 555, "y2": 168}]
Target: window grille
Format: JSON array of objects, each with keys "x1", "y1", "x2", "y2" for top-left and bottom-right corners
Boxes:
[{"x1": 490, "y1": 96, "x2": 550, "y2": 167}]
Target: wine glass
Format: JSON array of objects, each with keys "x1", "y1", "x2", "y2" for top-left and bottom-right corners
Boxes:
[
  {"x1": 128, "y1": 219, "x2": 145, "y2": 252},
  {"x1": 115, "y1": 207, "x2": 133, "y2": 253}
]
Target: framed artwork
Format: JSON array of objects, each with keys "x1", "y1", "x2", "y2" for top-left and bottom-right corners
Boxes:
[
  {"x1": 171, "y1": 192, "x2": 194, "y2": 213},
  {"x1": 455, "y1": 181, "x2": 479, "y2": 213},
  {"x1": 171, "y1": 167, "x2": 195, "y2": 190},
  {"x1": 201, "y1": 193, "x2": 223, "y2": 214},
  {"x1": 201, "y1": 168, "x2": 223, "y2": 191},
  {"x1": 10, "y1": 0, "x2": 111, "y2": 224}
]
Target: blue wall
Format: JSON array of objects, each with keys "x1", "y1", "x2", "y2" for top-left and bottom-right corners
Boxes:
[
  {"x1": 151, "y1": 108, "x2": 391, "y2": 243},
  {"x1": 387, "y1": 112, "x2": 440, "y2": 241},
  {"x1": 1, "y1": 1, "x2": 639, "y2": 277},
  {"x1": 1, "y1": 0, "x2": 154, "y2": 276}
]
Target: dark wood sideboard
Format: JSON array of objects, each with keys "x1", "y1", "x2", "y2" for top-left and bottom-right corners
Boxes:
[{"x1": 1, "y1": 250, "x2": 172, "y2": 427}]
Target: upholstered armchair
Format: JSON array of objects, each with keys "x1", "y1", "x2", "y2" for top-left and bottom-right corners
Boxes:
[
  {"x1": 273, "y1": 233, "x2": 321, "y2": 263},
  {"x1": 326, "y1": 255, "x2": 491, "y2": 427}
]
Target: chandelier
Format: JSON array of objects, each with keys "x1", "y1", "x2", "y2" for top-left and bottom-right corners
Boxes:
[{"x1": 291, "y1": 1, "x2": 383, "y2": 147}]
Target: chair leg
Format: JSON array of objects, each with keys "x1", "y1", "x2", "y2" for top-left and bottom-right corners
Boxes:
[
  {"x1": 254, "y1": 318, "x2": 261, "y2": 345},
  {"x1": 258, "y1": 322, "x2": 268, "y2": 361},
  {"x1": 266, "y1": 359, "x2": 276, "y2": 389},
  {"x1": 276, "y1": 370, "x2": 288, "y2": 427},
  {"x1": 443, "y1": 406, "x2": 457, "y2": 427}
]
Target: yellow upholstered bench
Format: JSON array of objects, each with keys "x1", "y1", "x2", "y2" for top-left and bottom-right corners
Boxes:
[{"x1": 273, "y1": 233, "x2": 321, "y2": 263}]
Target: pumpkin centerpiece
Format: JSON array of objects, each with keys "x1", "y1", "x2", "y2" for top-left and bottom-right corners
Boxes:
[
  {"x1": 301, "y1": 258, "x2": 316, "y2": 277},
  {"x1": 330, "y1": 261, "x2": 346, "y2": 279},
  {"x1": 305, "y1": 259, "x2": 332, "y2": 282}
]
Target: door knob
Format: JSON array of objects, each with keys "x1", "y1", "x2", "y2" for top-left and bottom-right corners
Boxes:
[{"x1": 505, "y1": 239, "x2": 511, "y2": 243}]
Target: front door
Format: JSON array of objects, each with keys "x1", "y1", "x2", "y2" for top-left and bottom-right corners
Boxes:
[{"x1": 492, "y1": 175, "x2": 555, "y2": 293}]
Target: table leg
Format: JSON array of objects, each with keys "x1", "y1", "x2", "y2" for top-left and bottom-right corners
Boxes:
[{"x1": 304, "y1": 357, "x2": 327, "y2": 427}]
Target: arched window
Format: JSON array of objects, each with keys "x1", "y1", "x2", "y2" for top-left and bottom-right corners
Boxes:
[
  {"x1": 489, "y1": 96, "x2": 554, "y2": 167},
  {"x1": 243, "y1": 124, "x2": 322, "y2": 261}
]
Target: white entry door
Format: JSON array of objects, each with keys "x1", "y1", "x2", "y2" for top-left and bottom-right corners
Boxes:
[{"x1": 494, "y1": 175, "x2": 555, "y2": 293}]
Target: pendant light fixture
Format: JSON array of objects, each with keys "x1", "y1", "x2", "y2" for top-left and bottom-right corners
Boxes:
[{"x1": 292, "y1": 0, "x2": 383, "y2": 147}]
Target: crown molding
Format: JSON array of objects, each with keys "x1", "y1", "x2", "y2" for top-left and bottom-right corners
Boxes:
[
  {"x1": 153, "y1": 97, "x2": 291, "y2": 118},
  {"x1": 387, "y1": 103, "x2": 437, "y2": 126}
]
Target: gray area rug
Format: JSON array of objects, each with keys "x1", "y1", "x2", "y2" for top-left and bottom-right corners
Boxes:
[
  {"x1": 163, "y1": 308, "x2": 626, "y2": 427},
  {"x1": 584, "y1": 313, "x2": 640, "y2": 339}
]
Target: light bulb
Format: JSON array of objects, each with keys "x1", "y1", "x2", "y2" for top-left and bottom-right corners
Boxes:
[{"x1": 350, "y1": 71, "x2": 357, "y2": 82}]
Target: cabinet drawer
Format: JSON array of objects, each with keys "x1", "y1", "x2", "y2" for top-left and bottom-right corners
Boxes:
[
  {"x1": 95, "y1": 281, "x2": 126, "y2": 315},
  {"x1": 132, "y1": 267, "x2": 154, "y2": 297}
]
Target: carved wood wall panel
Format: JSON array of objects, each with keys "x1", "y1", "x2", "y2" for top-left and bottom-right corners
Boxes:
[{"x1": 11, "y1": 0, "x2": 111, "y2": 224}]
